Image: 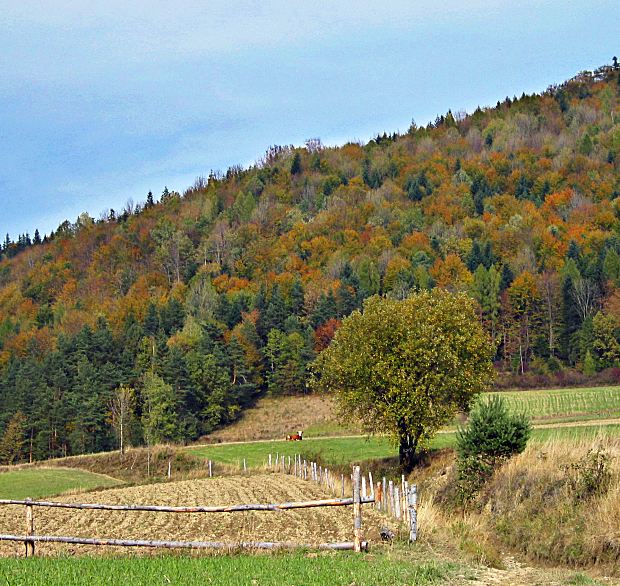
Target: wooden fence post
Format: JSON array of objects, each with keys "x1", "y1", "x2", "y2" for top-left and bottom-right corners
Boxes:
[
  {"x1": 167, "y1": 461, "x2": 171, "y2": 480},
  {"x1": 382, "y1": 477, "x2": 387, "y2": 511},
  {"x1": 352, "y1": 466, "x2": 362, "y2": 553},
  {"x1": 407, "y1": 484, "x2": 418, "y2": 542},
  {"x1": 25, "y1": 498, "x2": 34, "y2": 557},
  {"x1": 268, "y1": 453, "x2": 272, "y2": 468},
  {"x1": 208, "y1": 460, "x2": 212, "y2": 478}
]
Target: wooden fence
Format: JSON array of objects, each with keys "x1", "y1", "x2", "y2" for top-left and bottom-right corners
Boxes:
[
  {"x1": 267, "y1": 452, "x2": 418, "y2": 542},
  {"x1": 0, "y1": 466, "x2": 373, "y2": 556}
]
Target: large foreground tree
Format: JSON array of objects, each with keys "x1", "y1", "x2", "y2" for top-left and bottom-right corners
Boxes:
[{"x1": 314, "y1": 291, "x2": 494, "y2": 472}]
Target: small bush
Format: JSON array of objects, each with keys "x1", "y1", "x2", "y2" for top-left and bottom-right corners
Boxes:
[
  {"x1": 562, "y1": 448, "x2": 612, "y2": 500},
  {"x1": 456, "y1": 395, "x2": 531, "y2": 502}
]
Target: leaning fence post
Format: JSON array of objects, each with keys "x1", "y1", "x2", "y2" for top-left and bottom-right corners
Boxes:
[
  {"x1": 352, "y1": 465, "x2": 362, "y2": 553},
  {"x1": 25, "y1": 498, "x2": 34, "y2": 557},
  {"x1": 407, "y1": 484, "x2": 418, "y2": 542}
]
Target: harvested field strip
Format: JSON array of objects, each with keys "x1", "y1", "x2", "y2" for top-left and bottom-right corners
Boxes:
[
  {"x1": 190, "y1": 423, "x2": 620, "y2": 467},
  {"x1": 0, "y1": 554, "x2": 454, "y2": 585},
  {"x1": 486, "y1": 386, "x2": 620, "y2": 421},
  {"x1": 0, "y1": 474, "x2": 384, "y2": 557},
  {"x1": 0, "y1": 468, "x2": 121, "y2": 500}
]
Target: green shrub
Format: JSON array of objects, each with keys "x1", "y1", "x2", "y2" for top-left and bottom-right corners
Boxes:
[{"x1": 456, "y1": 395, "x2": 531, "y2": 502}]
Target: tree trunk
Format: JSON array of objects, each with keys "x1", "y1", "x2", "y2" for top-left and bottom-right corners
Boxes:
[{"x1": 398, "y1": 421, "x2": 419, "y2": 473}]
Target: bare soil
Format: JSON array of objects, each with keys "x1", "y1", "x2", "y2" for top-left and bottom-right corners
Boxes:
[{"x1": 0, "y1": 473, "x2": 385, "y2": 557}]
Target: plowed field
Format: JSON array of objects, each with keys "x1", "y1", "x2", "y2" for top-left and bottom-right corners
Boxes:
[{"x1": 0, "y1": 474, "x2": 384, "y2": 556}]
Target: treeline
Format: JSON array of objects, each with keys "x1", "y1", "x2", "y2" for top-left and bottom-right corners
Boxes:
[
  {"x1": 1, "y1": 62, "x2": 620, "y2": 461},
  {"x1": 0, "y1": 275, "x2": 359, "y2": 462}
]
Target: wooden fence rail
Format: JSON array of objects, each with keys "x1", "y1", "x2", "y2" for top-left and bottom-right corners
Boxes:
[
  {"x1": 0, "y1": 535, "x2": 367, "y2": 552},
  {"x1": 0, "y1": 466, "x2": 371, "y2": 556},
  {"x1": 0, "y1": 496, "x2": 374, "y2": 514}
]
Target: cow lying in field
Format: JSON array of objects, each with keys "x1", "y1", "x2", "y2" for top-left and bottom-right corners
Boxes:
[{"x1": 286, "y1": 430, "x2": 303, "y2": 441}]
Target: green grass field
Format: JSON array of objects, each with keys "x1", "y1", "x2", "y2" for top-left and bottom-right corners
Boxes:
[
  {"x1": 0, "y1": 467, "x2": 121, "y2": 500},
  {"x1": 0, "y1": 553, "x2": 455, "y2": 586},
  {"x1": 188, "y1": 423, "x2": 620, "y2": 468}
]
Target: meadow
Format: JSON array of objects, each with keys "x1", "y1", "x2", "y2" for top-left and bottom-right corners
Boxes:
[
  {"x1": 188, "y1": 423, "x2": 620, "y2": 469},
  {"x1": 0, "y1": 467, "x2": 120, "y2": 500}
]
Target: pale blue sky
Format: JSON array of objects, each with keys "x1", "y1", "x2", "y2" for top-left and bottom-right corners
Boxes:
[{"x1": 0, "y1": 1, "x2": 617, "y2": 238}]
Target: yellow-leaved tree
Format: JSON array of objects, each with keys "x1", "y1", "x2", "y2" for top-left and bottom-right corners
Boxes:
[{"x1": 313, "y1": 290, "x2": 494, "y2": 472}]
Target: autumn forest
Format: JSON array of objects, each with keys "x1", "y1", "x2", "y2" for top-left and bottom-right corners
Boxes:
[{"x1": 1, "y1": 64, "x2": 620, "y2": 462}]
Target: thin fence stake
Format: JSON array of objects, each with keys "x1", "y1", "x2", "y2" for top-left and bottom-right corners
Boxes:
[
  {"x1": 243, "y1": 458, "x2": 247, "y2": 473},
  {"x1": 368, "y1": 472, "x2": 374, "y2": 499},
  {"x1": 168, "y1": 461, "x2": 171, "y2": 480},
  {"x1": 268, "y1": 454, "x2": 272, "y2": 468},
  {"x1": 341, "y1": 474, "x2": 345, "y2": 497},
  {"x1": 407, "y1": 484, "x2": 418, "y2": 542},
  {"x1": 361, "y1": 476, "x2": 366, "y2": 499},
  {"x1": 394, "y1": 487, "x2": 401, "y2": 521},
  {"x1": 352, "y1": 466, "x2": 362, "y2": 553},
  {"x1": 208, "y1": 460, "x2": 212, "y2": 478}
]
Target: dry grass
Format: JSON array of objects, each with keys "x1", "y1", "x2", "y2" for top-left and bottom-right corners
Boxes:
[
  {"x1": 40, "y1": 445, "x2": 213, "y2": 484},
  {"x1": 475, "y1": 435, "x2": 620, "y2": 567},
  {"x1": 204, "y1": 395, "x2": 359, "y2": 442},
  {"x1": 0, "y1": 473, "x2": 385, "y2": 557}
]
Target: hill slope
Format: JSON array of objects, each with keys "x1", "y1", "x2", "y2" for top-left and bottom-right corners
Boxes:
[{"x1": 1, "y1": 64, "x2": 620, "y2": 461}]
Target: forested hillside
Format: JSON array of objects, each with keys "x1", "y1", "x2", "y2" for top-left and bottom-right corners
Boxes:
[{"x1": 1, "y1": 64, "x2": 620, "y2": 461}]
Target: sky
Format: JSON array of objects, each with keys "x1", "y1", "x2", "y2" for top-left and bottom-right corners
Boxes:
[{"x1": 0, "y1": 0, "x2": 618, "y2": 238}]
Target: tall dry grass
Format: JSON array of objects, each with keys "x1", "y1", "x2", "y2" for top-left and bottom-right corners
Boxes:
[{"x1": 464, "y1": 434, "x2": 620, "y2": 568}]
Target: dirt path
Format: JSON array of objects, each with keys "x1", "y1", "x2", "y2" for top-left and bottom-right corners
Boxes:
[{"x1": 456, "y1": 556, "x2": 619, "y2": 585}]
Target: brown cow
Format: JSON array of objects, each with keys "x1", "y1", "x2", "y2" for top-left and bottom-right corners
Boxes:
[{"x1": 286, "y1": 430, "x2": 303, "y2": 441}]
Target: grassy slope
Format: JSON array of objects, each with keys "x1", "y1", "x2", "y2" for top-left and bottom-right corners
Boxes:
[{"x1": 0, "y1": 467, "x2": 120, "y2": 500}]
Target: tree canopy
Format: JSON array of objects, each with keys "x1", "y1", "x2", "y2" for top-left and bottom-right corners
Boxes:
[{"x1": 313, "y1": 290, "x2": 495, "y2": 471}]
